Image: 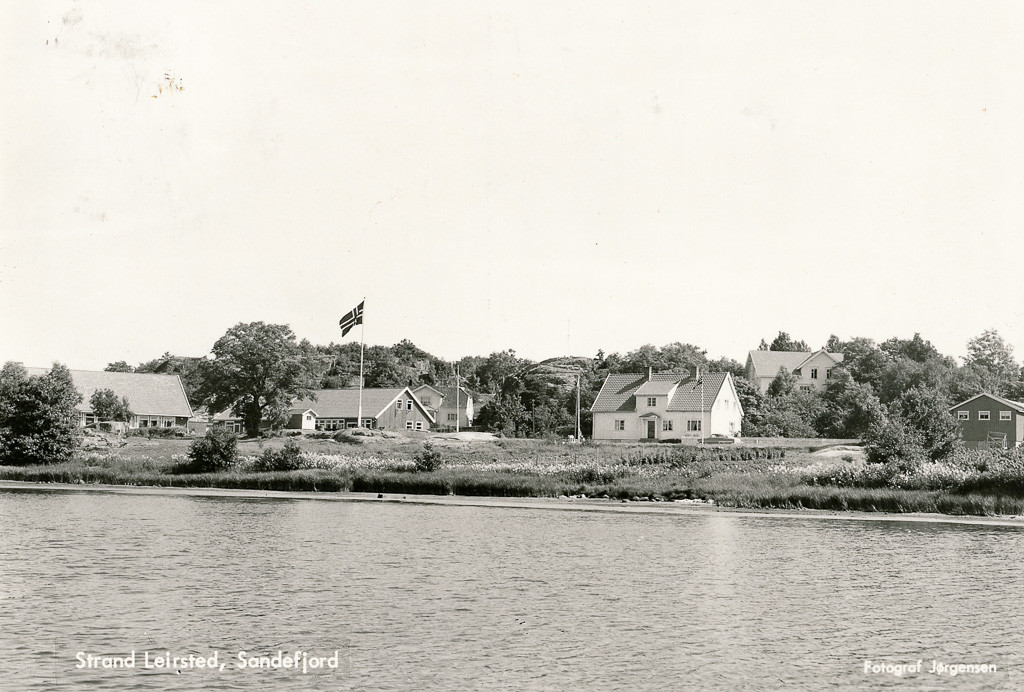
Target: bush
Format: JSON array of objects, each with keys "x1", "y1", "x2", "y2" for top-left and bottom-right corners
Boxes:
[
  {"x1": 175, "y1": 429, "x2": 237, "y2": 473},
  {"x1": 130, "y1": 426, "x2": 188, "y2": 439},
  {"x1": 252, "y1": 439, "x2": 306, "y2": 472},
  {"x1": 864, "y1": 419, "x2": 927, "y2": 465},
  {"x1": 414, "y1": 441, "x2": 444, "y2": 472},
  {"x1": 0, "y1": 362, "x2": 82, "y2": 465}
]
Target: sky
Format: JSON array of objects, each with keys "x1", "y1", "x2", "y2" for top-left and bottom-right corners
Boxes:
[{"x1": 3, "y1": 1, "x2": 1024, "y2": 370}]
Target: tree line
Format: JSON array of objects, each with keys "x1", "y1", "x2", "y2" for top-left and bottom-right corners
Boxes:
[{"x1": 4, "y1": 323, "x2": 1021, "y2": 461}]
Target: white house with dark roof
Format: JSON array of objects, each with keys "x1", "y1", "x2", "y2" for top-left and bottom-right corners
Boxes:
[
  {"x1": 24, "y1": 367, "x2": 193, "y2": 428},
  {"x1": 590, "y1": 368, "x2": 742, "y2": 441},
  {"x1": 411, "y1": 384, "x2": 474, "y2": 429},
  {"x1": 745, "y1": 349, "x2": 844, "y2": 393}
]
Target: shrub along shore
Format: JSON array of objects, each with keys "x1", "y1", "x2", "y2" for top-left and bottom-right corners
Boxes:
[{"x1": 2, "y1": 432, "x2": 1024, "y2": 517}]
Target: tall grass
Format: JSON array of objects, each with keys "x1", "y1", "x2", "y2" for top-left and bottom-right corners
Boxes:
[{"x1": 4, "y1": 439, "x2": 1024, "y2": 517}]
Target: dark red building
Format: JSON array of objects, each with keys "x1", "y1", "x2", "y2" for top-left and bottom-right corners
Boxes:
[{"x1": 949, "y1": 393, "x2": 1024, "y2": 449}]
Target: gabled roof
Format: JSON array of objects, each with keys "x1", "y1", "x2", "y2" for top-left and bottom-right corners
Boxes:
[
  {"x1": 591, "y1": 372, "x2": 691, "y2": 413},
  {"x1": 635, "y1": 379, "x2": 680, "y2": 396},
  {"x1": 291, "y1": 388, "x2": 435, "y2": 423},
  {"x1": 793, "y1": 349, "x2": 844, "y2": 372},
  {"x1": 435, "y1": 386, "x2": 472, "y2": 405},
  {"x1": 949, "y1": 392, "x2": 1024, "y2": 413},
  {"x1": 667, "y1": 372, "x2": 730, "y2": 412},
  {"x1": 411, "y1": 384, "x2": 444, "y2": 398},
  {"x1": 746, "y1": 350, "x2": 843, "y2": 376},
  {"x1": 412, "y1": 384, "x2": 472, "y2": 408},
  {"x1": 23, "y1": 367, "x2": 193, "y2": 418}
]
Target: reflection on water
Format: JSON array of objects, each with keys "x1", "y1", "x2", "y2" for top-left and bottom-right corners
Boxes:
[{"x1": 1, "y1": 488, "x2": 1022, "y2": 690}]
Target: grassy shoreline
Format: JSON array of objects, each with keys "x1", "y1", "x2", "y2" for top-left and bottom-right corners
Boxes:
[{"x1": 1, "y1": 434, "x2": 1023, "y2": 516}]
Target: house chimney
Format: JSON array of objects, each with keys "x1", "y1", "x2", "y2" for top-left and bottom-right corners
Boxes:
[{"x1": 648, "y1": 366, "x2": 653, "y2": 380}]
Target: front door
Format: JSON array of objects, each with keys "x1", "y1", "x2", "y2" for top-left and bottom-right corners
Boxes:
[{"x1": 647, "y1": 420, "x2": 656, "y2": 439}]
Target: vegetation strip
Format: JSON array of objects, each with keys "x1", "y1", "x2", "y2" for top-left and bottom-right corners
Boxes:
[{"x1": 1, "y1": 434, "x2": 1023, "y2": 517}]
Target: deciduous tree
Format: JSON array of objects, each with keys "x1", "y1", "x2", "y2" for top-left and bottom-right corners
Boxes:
[
  {"x1": 196, "y1": 322, "x2": 321, "y2": 437},
  {"x1": 767, "y1": 331, "x2": 810, "y2": 352},
  {"x1": 964, "y1": 329, "x2": 1020, "y2": 392},
  {"x1": 0, "y1": 362, "x2": 83, "y2": 465},
  {"x1": 89, "y1": 388, "x2": 132, "y2": 423}
]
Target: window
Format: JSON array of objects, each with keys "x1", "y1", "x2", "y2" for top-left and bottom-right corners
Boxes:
[
  {"x1": 396, "y1": 400, "x2": 402, "y2": 411},
  {"x1": 1000, "y1": 411, "x2": 1012, "y2": 421},
  {"x1": 422, "y1": 397, "x2": 431, "y2": 406},
  {"x1": 362, "y1": 418, "x2": 373, "y2": 427},
  {"x1": 646, "y1": 397, "x2": 657, "y2": 407},
  {"x1": 406, "y1": 421, "x2": 413, "y2": 430},
  {"x1": 447, "y1": 413, "x2": 458, "y2": 421},
  {"x1": 346, "y1": 421, "x2": 357, "y2": 428},
  {"x1": 687, "y1": 420, "x2": 702, "y2": 432},
  {"x1": 957, "y1": 411, "x2": 969, "y2": 420},
  {"x1": 799, "y1": 385, "x2": 813, "y2": 392},
  {"x1": 164, "y1": 419, "x2": 173, "y2": 427},
  {"x1": 810, "y1": 368, "x2": 818, "y2": 379},
  {"x1": 406, "y1": 400, "x2": 413, "y2": 411},
  {"x1": 662, "y1": 420, "x2": 674, "y2": 431},
  {"x1": 979, "y1": 411, "x2": 991, "y2": 421},
  {"x1": 614, "y1": 420, "x2": 625, "y2": 431},
  {"x1": 415, "y1": 421, "x2": 423, "y2": 431},
  {"x1": 826, "y1": 368, "x2": 833, "y2": 379}
]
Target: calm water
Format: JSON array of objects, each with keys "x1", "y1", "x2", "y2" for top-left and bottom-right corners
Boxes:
[{"x1": 1, "y1": 487, "x2": 1022, "y2": 690}]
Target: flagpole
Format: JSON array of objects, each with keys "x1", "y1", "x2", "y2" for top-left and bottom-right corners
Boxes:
[
  {"x1": 700, "y1": 367, "x2": 705, "y2": 444},
  {"x1": 455, "y1": 363, "x2": 460, "y2": 433},
  {"x1": 357, "y1": 298, "x2": 365, "y2": 428},
  {"x1": 575, "y1": 373, "x2": 582, "y2": 441}
]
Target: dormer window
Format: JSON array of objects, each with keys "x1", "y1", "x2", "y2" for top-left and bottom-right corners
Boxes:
[{"x1": 646, "y1": 397, "x2": 657, "y2": 407}]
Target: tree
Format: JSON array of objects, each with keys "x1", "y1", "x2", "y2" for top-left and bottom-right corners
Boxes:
[
  {"x1": 364, "y1": 349, "x2": 408, "y2": 388},
  {"x1": 815, "y1": 369, "x2": 886, "y2": 438},
  {"x1": 767, "y1": 367, "x2": 797, "y2": 397},
  {"x1": 824, "y1": 335, "x2": 844, "y2": 353},
  {"x1": 195, "y1": 322, "x2": 321, "y2": 437},
  {"x1": 964, "y1": 329, "x2": 1020, "y2": 392},
  {"x1": 753, "y1": 392, "x2": 821, "y2": 438},
  {"x1": 476, "y1": 350, "x2": 527, "y2": 395},
  {"x1": 840, "y1": 337, "x2": 887, "y2": 388},
  {"x1": 104, "y1": 361, "x2": 134, "y2": 373},
  {"x1": 707, "y1": 357, "x2": 745, "y2": 378},
  {"x1": 614, "y1": 342, "x2": 707, "y2": 374},
  {"x1": 768, "y1": 332, "x2": 810, "y2": 352},
  {"x1": 89, "y1": 389, "x2": 132, "y2": 423},
  {"x1": 475, "y1": 394, "x2": 529, "y2": 436},
  {"x1": 890, "y1": 387, "x2": 959, "y2": 461},
  {"x1": 866, "y1": 386, "x2": 960, "y2": 463},
  {"x1": 0, "y1": 362, "x2": 83, "y2": 465},
  {"x1": 880, "y1": 333, "x2": 942, "y2": 364}
]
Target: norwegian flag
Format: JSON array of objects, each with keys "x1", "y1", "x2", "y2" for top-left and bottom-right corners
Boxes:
[{"x1": 339, "y1": 301, "x2": 364, "y2": 337}]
